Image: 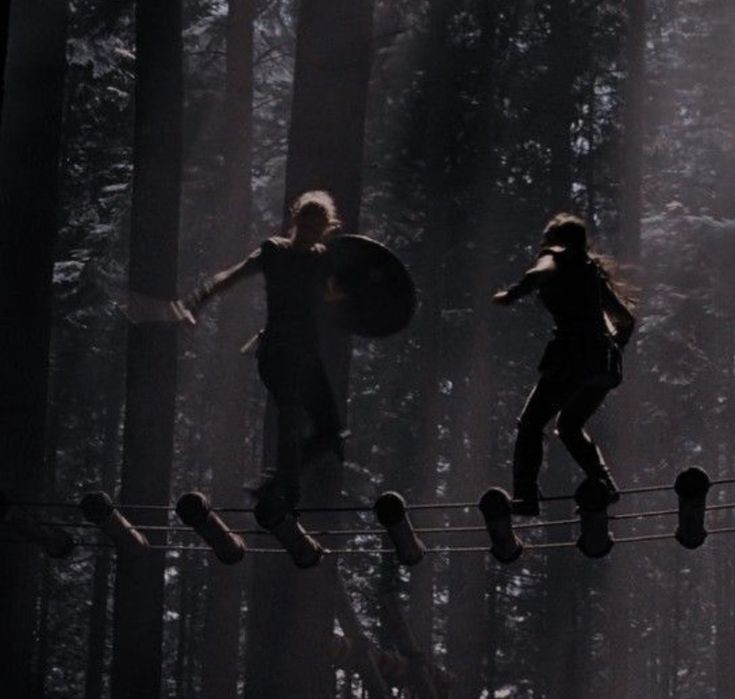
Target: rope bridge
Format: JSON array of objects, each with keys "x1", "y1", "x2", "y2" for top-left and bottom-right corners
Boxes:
[{"x1": 2, "y1": 469, "x2": 733, "y2": 567}]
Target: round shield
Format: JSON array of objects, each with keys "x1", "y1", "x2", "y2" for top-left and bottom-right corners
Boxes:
[{"x1": 326, "y1": 235, "x2": 416, "y2": 337}]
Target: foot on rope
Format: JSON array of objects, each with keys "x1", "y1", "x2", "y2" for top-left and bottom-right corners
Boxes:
[
  {"x1": 511, "y1": 485, "x2": 542, "y2": 517},
  {"x1": 595, "y1": 469, "x2": 620, "y2": 504},
  {"x1": 254, "y1": 493, "x2": 323, "y2": 568},
  {"x1": 243, "y1": 473, "x2": 299, "y2": 511}
]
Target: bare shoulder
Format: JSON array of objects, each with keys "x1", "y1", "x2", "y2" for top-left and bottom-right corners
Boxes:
[{"x1": 263, "y1": 235, "x2": 291, "y2": 249}]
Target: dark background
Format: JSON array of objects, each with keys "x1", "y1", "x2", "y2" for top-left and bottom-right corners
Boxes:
[{"x1": 1, "y1": 0, "x2": 735, "y2": 697}]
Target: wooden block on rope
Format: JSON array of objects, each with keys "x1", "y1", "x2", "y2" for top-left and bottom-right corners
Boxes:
[
  {"x1": 478, "y1": 487, "x2": 524, "y2": 563},
  {"x1": 374, "y1": 491, "x2": 425, "y2": 566},
  {"x1": 80, "y1": 491, "x2": 149, "y2": 556},
  {"x1": 254, "y1": 494, "x2": 322, "y2": 568},
  {"x1": 176, "y1": 491, "x2": 245, "y2": 564},
  {"x1": 674, "y1": 467, "x2": 710, "y2": 549},
  {"x1": 575, "y1": 478, "x2": 614, "y2": 558}
]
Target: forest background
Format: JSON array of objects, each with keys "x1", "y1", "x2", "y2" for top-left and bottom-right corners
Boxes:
[{"x1": 2, "y1": 0, "x2": 735, "y2": 697}]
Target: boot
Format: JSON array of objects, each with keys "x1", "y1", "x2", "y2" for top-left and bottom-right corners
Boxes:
[
  {"x1": 511, "y1": 483, "x2": 541, "y2": 517},
  {"x1": 597, "y1": 468, "x2": 620, "y2": 504}
]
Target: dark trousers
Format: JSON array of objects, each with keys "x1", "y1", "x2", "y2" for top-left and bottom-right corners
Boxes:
[
  {"x1": 257, "y1": 347, "x2": 340, "y2": 505},
  {"x1": 513, "y1": 376, "x2": 612, "y2": 499}
]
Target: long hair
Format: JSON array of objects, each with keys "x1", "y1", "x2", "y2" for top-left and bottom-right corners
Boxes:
[
  {"x1": 288, "y1": 190, "x2": 342, "y2": 237},
  {"x1": 543, "y1": 212, "x2": 638, "y2": 310},
  {"x1": 542, "y1": 212, "x2": 588, "y2": 252}
]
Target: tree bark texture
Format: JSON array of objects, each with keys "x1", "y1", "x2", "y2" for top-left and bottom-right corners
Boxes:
[
  {"x1": 0, "y1": 0, "x2": 9, "y2": 127},
  {"x1": 0, "y1": 0, "x2": 68, "y2": 695},
  {"x1": 245, "y1": 2, "x2": 374, "y2": 696},
  {"x1": 110, "y1": 2, "x2": 182, "y2": 698},
  {"x1": 200, "y1": 2, "x2": 254, "y2": 697}
]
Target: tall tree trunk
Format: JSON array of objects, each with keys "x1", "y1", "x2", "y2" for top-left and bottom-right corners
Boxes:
[
  {"x1": 110, "y1": 3, "x2": 182, "y2": 698},
  {"x1": 200, "y1": 2, "x2": 254, "y2": 697},
  {"x1": 244, "y1": 2, "x2": 374, "y2": 696},
  {"x1": 0, "y1": 0, "x2": 9, "y2": 126},
  {"x1": 0, "y1": 1, "x2": 68, "y2": 695},
  {"x1": 404, "y1": 0, "x2": 458, "y2": 666},
  {"x1": 444, "y1": 3, "x2": 511, "y2": 692}
]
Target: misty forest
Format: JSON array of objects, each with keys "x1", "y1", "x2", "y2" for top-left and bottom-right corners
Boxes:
[{"x1": 2, "y1": 0, "x2": 735, "y2": 697}]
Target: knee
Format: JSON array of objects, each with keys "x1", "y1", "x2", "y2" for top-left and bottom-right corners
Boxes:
[
  {"x1": 516, "y1": 412, "x2": 544, "y2": 438},
  {"x1": 555, "y1": 415, "x2": 584, "y2": 444},
  {"x1": 278, "y1": 406, "x2": 309, "y2": 443}
]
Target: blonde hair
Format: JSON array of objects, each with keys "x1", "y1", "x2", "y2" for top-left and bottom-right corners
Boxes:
[{"x1": 289, "y1": 190, "x2": 342, "y2": 234}]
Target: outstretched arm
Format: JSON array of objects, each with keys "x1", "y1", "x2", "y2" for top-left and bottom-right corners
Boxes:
[
  {"x1": 172, "y1": 248, "x2": 263, "y2": 324},
  {"x1": 492, "y1": 253, "x2": 557, "y2": 306}
]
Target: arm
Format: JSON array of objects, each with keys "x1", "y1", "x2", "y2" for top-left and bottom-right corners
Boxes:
[
  {"x1": 324, "y1": 275, "x2": 347, "y2": 303},
  {"x1": 492, "y1": 253, "x2": 557, "y2": 305},
  {"x1": 600, "y1": 279, "x2": 636, "y2": 347},
  {"x1": 171, "y1": 248, "x2": 263, "y2": 323}
]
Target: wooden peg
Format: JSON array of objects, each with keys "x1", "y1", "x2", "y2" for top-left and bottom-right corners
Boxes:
[
  {"x1": 374, "y1": 492, "x2": 425, "y2": 566},
  {"x1": 80, "y1": 491, "x2": 149, "y2": 555},
  {"x1": 254, "y1": 495, "x2": 322, "y2": 568},
  {"x1": 575, "y1": 478, "x2": 614, "y2": 558},
  {"x1": 478, "y1": 488, "x2": 523, "y2": 563},
  {"x1": 674, "y1": 467, "x2": 710, "y2": 549},
  {"x1": 176, "y1": 492, "x2": 245, "y2": 564}
]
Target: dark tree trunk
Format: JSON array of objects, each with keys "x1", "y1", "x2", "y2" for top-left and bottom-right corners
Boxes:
[
  {"x1": 403, "y1": 0, "x2": 458, "y2": 664},
  {"x1": 200, "y1": 3, "x2": 255, "y2": 697},
  {"x1": 244, "y1": 2, "x2": 374, "y2": 696},
  {"x1": 110, "y1": 3, "x2": 182, "y2": 698},
  {"x1": 444, "y1": 4, "x2": 509, "y2": 693},
  {"x1": 0, "y1": 1, "x2": 68, "y2": 695},
  {"x1": 0, "y1": 0, "x2": 9, "y2": 126}
]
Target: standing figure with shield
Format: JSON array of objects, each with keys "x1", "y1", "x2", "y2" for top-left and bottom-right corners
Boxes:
[{"x1": 172, "y1": 190, "x2": 415, "y2": 513}]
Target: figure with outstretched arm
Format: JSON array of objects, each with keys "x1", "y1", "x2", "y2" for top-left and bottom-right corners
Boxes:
[
  {"x1": 492, "y1": 213, "x2": 636, "y2": 516},
  {"x1": 174, "y1": 191, "x2": 347, "y2": 508}
]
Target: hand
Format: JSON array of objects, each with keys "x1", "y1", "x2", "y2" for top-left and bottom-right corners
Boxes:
[
  {"x1": 170, "y1": 299, "x2": 197, "y2": 325},
  {"x1": 491, "y1": 290, "x2": 513, "y2": 306},
  {"x1": 613, "y1": 326, "x2": 633, "y2": 348},
  {"x1": 324, "y1": 276, "x2": 347, "y2": 303}
]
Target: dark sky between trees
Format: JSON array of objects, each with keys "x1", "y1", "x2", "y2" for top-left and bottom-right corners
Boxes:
[{"x1": 1, "y1": 0, "x2": 735, "y2": 697}]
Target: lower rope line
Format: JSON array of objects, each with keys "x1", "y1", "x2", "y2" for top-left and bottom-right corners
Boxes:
[
  {"x1": 6, "y1": 524, "x2": 735, "y2": 555},
  {"x1": 28, "y1": 499, "x2": 735, "y2": 539},
  {"x1": 8, "y1": 476, "x2": 735, "y2": 516},
  {"x1": 9, "y1": 500, "x2": 80, "y2": 510},
  {"x1": 408, "y1": 501, "x2": 476, "y2": 511}
]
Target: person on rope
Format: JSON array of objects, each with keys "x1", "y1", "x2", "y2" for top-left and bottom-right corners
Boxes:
[
  {"x1": 492, "y1": 213, "x2": 636, "y2": 515},
  {"x1": 172, "y1": 190, "x2": 348, "y2": 509}
]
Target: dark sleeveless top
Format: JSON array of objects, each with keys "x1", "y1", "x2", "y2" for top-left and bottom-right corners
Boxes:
[
  {"x1": 536, "y1": 247, "x2": 621, "y2": 385},
  {"x1": 258, "y1": 236, "x2": 327, "y2": 353},
  {"x1": 537, "y1": 247, "x2": 608, "y2": 337}
]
